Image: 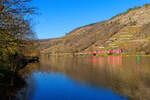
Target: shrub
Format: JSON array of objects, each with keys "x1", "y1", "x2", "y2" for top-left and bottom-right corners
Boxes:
[{"x1": 0, "y1": 50, "x2": 3, "y2": 56}]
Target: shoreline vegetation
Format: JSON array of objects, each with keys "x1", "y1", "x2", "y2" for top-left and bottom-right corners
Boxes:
[
  {"x1": 42, "y1": 53, "x2": 150, "y2": 57},
  {"x1": 0, "y1": 0, "x2": 39, "y2": 99}
]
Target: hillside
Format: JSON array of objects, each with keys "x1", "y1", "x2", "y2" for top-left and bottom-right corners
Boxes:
[{"x1": 40, "y1": 4, "x2": 150, "y2": 54}]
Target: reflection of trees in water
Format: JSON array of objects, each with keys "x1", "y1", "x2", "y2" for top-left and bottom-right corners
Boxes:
[
  {"x1": 0, "y1": 63, "x2": 40, "y2": 100},
  {"x1": 16, "y1": 77, "x2": 35, "y2": 100},
  {"x1": 0, "y1": 62, "x2": 40, "y2": 100},
  {"x1": 16, "y1": 63, "x2": 40, "y2": 100},
  {"x1": 40, "y1": 56, "x2": 150, "y2": 100},
  {"x1": 0, "y1": 73, "x2": 26, "y2": 100}
]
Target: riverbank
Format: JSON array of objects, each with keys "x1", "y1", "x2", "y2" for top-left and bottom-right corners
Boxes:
[
  {"x1": 41, "y1": 53, "x2": 150, "y2": 57},
  {"x1": 0, "y1": 56, "x2": 39, "y2": 81},
  {"x1": 0, "y1": 56, "x2": 39, "y2": 100}
]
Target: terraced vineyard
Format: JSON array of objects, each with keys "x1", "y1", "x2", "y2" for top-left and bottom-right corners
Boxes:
[{"x1": 105, "y1": 26, "x2": 149, "y2": 51}]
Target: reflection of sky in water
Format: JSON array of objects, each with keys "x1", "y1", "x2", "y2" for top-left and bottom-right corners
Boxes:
[
  {"x1": 23, "y1": 56, "x2": 150, "y2": 100},
  {"x1": 30, "y1": 72, "x2": 127, "y2": 100}
]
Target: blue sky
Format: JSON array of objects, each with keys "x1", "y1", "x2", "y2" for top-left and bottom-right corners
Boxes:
[{"x1": 32, "y1": 0, "x2": 150, "y2": 39}]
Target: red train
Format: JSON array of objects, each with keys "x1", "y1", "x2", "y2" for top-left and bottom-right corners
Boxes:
[{"x1": 86, "y1": 50, "x2": 122, "y2": 54}]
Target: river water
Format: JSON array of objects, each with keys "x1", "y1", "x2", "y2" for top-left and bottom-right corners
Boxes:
[{"x1": 19, "y1": 56, "x2": 150, "y2": 100}]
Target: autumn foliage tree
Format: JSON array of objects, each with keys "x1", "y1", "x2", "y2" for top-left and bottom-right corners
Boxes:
[{"x1": 0, "y1": 0, "x2": 38, "y2": 72}]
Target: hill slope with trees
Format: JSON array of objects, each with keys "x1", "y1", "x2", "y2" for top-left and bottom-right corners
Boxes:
[{"x1": 40, "y1": 4, "x2": 150, "y2": 55}]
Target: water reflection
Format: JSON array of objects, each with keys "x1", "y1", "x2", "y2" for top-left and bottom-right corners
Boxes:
[
  {"x1": 86, "y1": 56, "x2": 122, "y2": 67},
  {"x1": 16, "y1": 63, "x2": 41, "y2": 100},
  {"x1": 21, "y1": 56, "x2": 150, "y2": 100}
]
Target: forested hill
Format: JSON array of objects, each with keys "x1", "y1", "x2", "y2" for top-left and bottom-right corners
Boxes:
[{"x1": 40, "y1": 4, "x2": 150, "y2": 54}]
